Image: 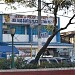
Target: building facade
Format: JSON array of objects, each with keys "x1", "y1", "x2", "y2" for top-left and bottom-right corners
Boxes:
[
  {"x1": 61, "y1": 31, "x2": 75, "y2": 56},
  {"x1": 0, "y1": 14, "x2": 73, "y2": 58}
]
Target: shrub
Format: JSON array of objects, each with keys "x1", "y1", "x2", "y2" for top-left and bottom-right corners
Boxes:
[
  {"x1": 0, "y1": 58, "x2": 11, "y2": 69},
  {"x1": 15, "y1": 57, "x2": 25, "y2": 69},
  {"x1": 0, "y1": 57, "x2": 75, "y2": 69}
]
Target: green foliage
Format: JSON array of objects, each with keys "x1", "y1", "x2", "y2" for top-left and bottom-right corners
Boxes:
[
  {"x1": 0, "y1": 0, "x2": 74, "y2": 11},
  {"x1": 0, "y1": 58, "x2": 11, "y2": 69},
  {"x1": 23, "y1": 64, "x2": 38, "y2": 69},
  {"x1": 11, "y1": 58, "x2": 75, "y2": 69},
  {"x1": 52, "y1": 0, "x2": 72, "y2": 10},
  {"x1": 53, "y1": 0, "x2": 64, "y2": 5},
  {"x1": 4, "y1": 0, "x2": 37, "y2": 8},
  {"x1": 25, "y1": 0, "x2": 37, "y2": 8},
  {"x1": 5, "y1": 0, "x2": 14, "y2": 3},
  {"x1": 0, "y1": 57, "x2": 75, "y2": 69},
  {"x1": 15, "y1": 57, "x2": 25, "y2": 69},
  {"x1": 45, "y1": 25, "x2": 54, "y2": 32}
]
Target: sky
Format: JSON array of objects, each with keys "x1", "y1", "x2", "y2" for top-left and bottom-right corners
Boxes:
[{"x1": 0, "y1": 1, "x2": 75, "y2": 33}]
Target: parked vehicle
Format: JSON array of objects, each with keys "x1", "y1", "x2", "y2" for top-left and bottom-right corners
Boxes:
[
  {"x1": 41, "y1": 55, "x2": 53, "y2": 58},
  {"x1": 27, "y1": 57, "x2": 59, "y2": 65},
  {"x1": 48, "y1": 58, "x2": 59, "y2": 64},
  {"x1": 26, "y1": 58, "x2": 35, "y2": 64},
  {"x1": 70, "y1": 56, "x2": 75, "y2": 63},
  {"x1": 53, "y1": 57, "x2": 70, "y2": 64}
]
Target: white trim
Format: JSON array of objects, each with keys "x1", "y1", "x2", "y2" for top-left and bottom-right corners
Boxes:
[{"x1": 14, "y1": 45, "x2": 73, "y2": 49}]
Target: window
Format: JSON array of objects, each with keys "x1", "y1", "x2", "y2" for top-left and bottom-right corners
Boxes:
[
  {"x1": 49, "y1": 59, "x2": 58, "y2": 64},
  {"x1": 3, "y1": 25, "x2": 26, "y2": 34},
  {"x1": 15, "y1": 26, "x2": 25, "y2": 34},
  {"x1": 40, "y1": 59, "x2": 48, "y2": 63}
]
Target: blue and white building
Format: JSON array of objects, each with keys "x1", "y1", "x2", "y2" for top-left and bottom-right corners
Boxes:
[{"x1": 0, "y1": 14, "x2": 74, "y2": 57}]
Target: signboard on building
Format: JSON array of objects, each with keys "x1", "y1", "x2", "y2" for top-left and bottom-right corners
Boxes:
[
  {"x1": 3, "y1": 14, "x2": 58, "y2": 26},
  {"x1": 40, "y1": 32, "x2": 48, "y2": 38}
]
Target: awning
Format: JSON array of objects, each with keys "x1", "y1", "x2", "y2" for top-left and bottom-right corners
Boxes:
[
  {"x1": 0, "y1": 42, "x2": 8, "y2": 46},
  {"x1": 0, "y1": 46, "x2": 19, "y2": 54}
]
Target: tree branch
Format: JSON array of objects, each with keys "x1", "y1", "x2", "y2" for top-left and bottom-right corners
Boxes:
[
  {"x1": 71, "y1": 22, "x2": 75, "y2": 24},
  {"x1": 59, "y1": 14, "x2": 75, "y2": 31}
]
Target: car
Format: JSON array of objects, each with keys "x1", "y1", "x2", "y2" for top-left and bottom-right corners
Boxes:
[
  {"x1": 27, "y1": 58, "x2": 59, "y2": 65},
  {"x1": 27, "y1": 58, "x2": 49, "y2": 65},
  {"x1": 26, "y1": 58, "x2": 35, "y2": 64},
  {"x1": 38, "y1": 58, "x2": 50, "y2": 65},
  {"x1": 41, "y1": 55, "x2": 53, "y2": 58},
  {"x1": 53, "y1": 57, "x2": 70, "y2": 64},
  {"x1": 48, "y1": 58, "x2": 59, "y2": 64}
]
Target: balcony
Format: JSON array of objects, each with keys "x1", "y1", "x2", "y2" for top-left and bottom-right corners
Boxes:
[
  {"x1": 3, "y1": 34, "x2": 56, "y2": 44},
  {"x1": 3, "y1": 34, "x2": 29, "y2": 43}
]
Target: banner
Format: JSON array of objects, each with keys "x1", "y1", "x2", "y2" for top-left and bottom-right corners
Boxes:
[{"x1": 3, "y1": 14, "x2": 57, "y2": 25}]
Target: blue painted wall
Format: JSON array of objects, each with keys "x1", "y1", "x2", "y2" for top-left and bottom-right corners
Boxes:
[
  {"x1": 56, "y1": 17, "x2": 60, "y2": 42},
  {"x1": 27, "y1": 17, "x2": 60, "y2": 43},
  {"x1": 0, "y1": 15, "x2": 2, "y2": 42},
  {"x1": 27, "y1": 25, "x2": 31, "y2": 42}
]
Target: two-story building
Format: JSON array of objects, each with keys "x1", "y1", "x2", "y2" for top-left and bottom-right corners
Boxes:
[{"x1": 0, "y1": 14, "x2": 74, "y2": 58}]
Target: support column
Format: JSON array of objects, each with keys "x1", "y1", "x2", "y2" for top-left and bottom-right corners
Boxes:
[
  {"x1": 38, "y1": 0, "x2": 42, "y2": 52},
  {"x1": 56, "y1": 17, "x2": 60, "y2": 42},
  {"x1": 0, "y1": 14, "x2": 3, "y2": 42}
]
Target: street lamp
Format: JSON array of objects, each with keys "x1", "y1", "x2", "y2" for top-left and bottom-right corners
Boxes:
[
  {"x1": 10, "y1": 27, "x2": 15, "y2": 69},
  {"x1": 30, "y1": 23, "x2": 34, "y2": 58},
  {"x1": 38, "y1": 0, "x2": 42, "y2": 52}
]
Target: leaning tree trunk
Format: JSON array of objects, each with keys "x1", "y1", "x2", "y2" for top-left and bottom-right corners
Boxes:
[{"x1": 34, "y1": 30, "x2": 59, "y2": 63}]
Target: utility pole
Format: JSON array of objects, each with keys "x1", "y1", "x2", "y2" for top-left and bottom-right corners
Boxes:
[{"x1": 38, "y1": 0, "x2": 42, "y2": 52}]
